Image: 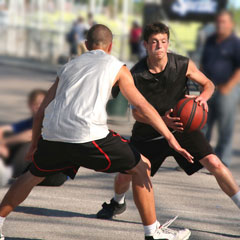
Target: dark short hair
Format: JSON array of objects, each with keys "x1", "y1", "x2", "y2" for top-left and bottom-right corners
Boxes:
[
  {"x1": 143, "y1": 22, "x2": 170, "y2": 42},
  {"x1": 87, "y1": 24, "x2": 113, "y2": 49},
  {"x1": 28, "y1": 89, "x2": 47, "y2": 104}
]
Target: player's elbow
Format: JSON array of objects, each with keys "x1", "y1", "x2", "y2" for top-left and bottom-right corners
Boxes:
[{"x1": 208, "y1": 80, "x2": 215, "y2": 92}]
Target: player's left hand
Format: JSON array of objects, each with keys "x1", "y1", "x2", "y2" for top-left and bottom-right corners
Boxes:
[
  {"x1": 185, "y1": 95, "x2": 208, "y2": 112},
  {"x1": 163, "y1": 109, "x2": 184, "y2": 132}
]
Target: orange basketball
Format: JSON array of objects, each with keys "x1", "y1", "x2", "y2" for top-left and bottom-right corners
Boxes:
[{"x1": 173, "y1": 97, "x2": 208, "y2": 132}]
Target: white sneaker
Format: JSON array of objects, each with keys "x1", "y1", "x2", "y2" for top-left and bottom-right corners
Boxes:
[
  {"x1": 0, "y1": 233, "x2": 4, "y2": 240},
  {"x1": 145, "y1": 216, "x2": 191, "y2": 240}
]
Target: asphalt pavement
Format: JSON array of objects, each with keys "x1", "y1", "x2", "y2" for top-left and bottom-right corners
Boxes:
[{"x1": 0, "y1": 63, "x2": 239, "y2": 240}]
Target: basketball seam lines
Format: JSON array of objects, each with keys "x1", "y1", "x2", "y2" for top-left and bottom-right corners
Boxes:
[
  {"x1": 177, "y1": 98, "x2": 193, "y2": 116},
  {"x1": 185, "y1": 101, "x2": 197, "y2": 131},
  {"x1": 198, "y1": 105, "x2": 206, "y2": 130}
]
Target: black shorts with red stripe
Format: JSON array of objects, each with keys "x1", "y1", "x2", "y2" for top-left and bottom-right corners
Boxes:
[{"x1": 29, "y1": 131, "x2": 140, "y2": 179}]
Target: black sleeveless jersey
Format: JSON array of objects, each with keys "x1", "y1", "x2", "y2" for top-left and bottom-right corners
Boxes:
[{"x1": 131, "y1": 53, "x2": 189, "y2": 141}]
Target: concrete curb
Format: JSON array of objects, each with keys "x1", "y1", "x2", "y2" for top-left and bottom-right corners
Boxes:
[{"x1": 0, "y1": 55, "x2": 60, "y2": 74}]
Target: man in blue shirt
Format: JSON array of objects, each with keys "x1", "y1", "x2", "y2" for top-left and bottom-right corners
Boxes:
[
  {"x1": 0, "y1": 89, "x2": 67, "y2": 186},
  {"x1": 201, "y1": 10, "x2": 240, "y2": 166},
  {"x1": 0, "y1": 89, "x2": 46, "y2": 168}
]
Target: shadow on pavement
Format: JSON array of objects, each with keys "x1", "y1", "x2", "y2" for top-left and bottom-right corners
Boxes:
[
  {"x1": 6, "y1": 238, "x2": 42, "y2": 240},
  {"x1": 14, "y1": 206, "x2": 96, "y2": 218},
  {"x1": 14, "y1": 206, "x2": 141, "y2": 225},
  {"x1": 191, "y1": 228, "x2": 240, "y2": 239}
]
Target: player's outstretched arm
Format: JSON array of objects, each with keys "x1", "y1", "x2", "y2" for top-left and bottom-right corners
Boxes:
[
  {"x1": 26, "y1": 78, "x2": 59, "y2": 161},
  {"x1": 116, "y1": 66, "x2": 193, "y2": 163},
  {"x1": 186, "y1": 60, "x2": 215, "y2": 111}
]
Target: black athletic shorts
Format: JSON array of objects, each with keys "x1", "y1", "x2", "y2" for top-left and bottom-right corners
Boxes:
[
  {"x1": 131, "y1": 130, "x2": 214, "y2": 176},
  {"x1": 30, "y1": 131, "x2": 140, "y2": 179}
]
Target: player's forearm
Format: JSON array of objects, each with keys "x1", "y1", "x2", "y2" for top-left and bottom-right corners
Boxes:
[
  {"x1": 0, "y1": 125, "x2": 13, "y2": 133},
  {"x1": 0, "y1": 125, "x2": 13, "y2": 140},
  {"x1": 200, "y1": 80, "x2": 215, "y2": 101},
  {"x1": 31, "y1": 111, "x2": 44, "y2": 147},
  {"x1": 3, "y1": 130, "x2": 32, "y2": 145},
  {"x1": 132, "y1": 109, "x2": 149, "y2": 124},
  {"x1": 135, "y1": 103, "x2": 173, "y2": 141}
]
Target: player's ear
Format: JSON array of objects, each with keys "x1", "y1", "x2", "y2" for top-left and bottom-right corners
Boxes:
[
  {"x1": 107, "y1": 42, "x2": 113, "y2": 53},
  {"x1": 143, "y1": 40, "x2": 148, "y2": 49}
]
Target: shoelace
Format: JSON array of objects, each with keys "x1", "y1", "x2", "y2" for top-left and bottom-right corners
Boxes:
[{"x1": 155, "y1": 216, "x2": 179, "y2": 237}]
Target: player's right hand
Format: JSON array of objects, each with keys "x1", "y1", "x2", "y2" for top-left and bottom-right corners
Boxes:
[
  {"x1": 163, "y1": 109, "x2": 184, "y2": 132},
  {"x1": 167, "y1": 135, "x2": 194, "y2": 164},
  {"x1": 25, "y1": 144, "x2": 37, "y2": 162}
]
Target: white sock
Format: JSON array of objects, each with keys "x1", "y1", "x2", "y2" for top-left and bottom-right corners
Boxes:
[
  {"x1": 114, "y1": 193, "x2": 125, "y2": 204},
  {"x1": 144, "y1": 220, "x2": 160, "y2": 236},
  {"x1": 231, "y1": 191, "x2": 240, "y2": 209},
  {"x1": 0, "y1": 217, "x2": 5, "y2": 234}
]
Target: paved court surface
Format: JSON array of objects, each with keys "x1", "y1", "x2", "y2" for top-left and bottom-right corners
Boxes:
[{"x1": 0, "y1": 63, "x2": 239, "y2": 240}]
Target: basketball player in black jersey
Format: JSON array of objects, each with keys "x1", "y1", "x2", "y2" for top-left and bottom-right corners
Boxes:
[{"x1": 97, "y1": 23, "x2": 240, "y2": 228}]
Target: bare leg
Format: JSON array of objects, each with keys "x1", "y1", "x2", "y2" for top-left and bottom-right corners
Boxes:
[
  {"x1": 114, "y1": 173, "x2": 132, "y2": 195},
  {"x1": 0, "y1": 171, "x2": 45, "y2": 217},
  {"x1": 200, "y1": 154, "x2": 239, "y2": 197},
  {"x1": 126, "y1": 155, "x2": 156, "y2": 226}
]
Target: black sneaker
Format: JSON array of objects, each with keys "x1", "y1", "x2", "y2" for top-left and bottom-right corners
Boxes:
[{"x1": 96, "y1": 198, "x2": 126, "y2": 219}]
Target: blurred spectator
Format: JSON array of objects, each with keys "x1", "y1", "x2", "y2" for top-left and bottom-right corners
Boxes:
[
  {"x1": 129, "y1": 21, "x2": 142, "y2": 60},
  {"x1": 87, "y1": 12, "x2": 97, "y2": 28},
  {"x1": 0, "y1": 89, "x2": 46, "y2": 178},
  {"x1": 75, "y1": 16, "x2": 88, "y2": 56},
  {"x1": 66, "y1": 21, "x2": 78, "y2": 57},
  {"x1": 201, "y1": 10, "x2": 240, "y2": 167},
  {"x1": 66, "y1": 16, "x2": 88, "y2": 57},
  {"x1": 0, "y1": 89, "x2": 67, "y2": 186}
]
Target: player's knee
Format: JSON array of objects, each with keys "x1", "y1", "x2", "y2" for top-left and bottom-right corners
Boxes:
[
  {"x1": 127, "y1": 157, "x2": 151, "y2": 176},
  {"x1": 203, "y1": 154, "x2": 223, "y2": 172},
  {"x1": 135, "y1": 156, "x2": 151, "y2": 176},
  {"x1": 115, "y1": 173, "x2": 132, "y2": 185}
]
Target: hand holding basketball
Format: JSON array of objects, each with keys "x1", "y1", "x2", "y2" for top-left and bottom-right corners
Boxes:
[
  {"x1": 163, "y1": 109, "x2": 184, "y2": 132},
  {"x1": 173, "y1": 96, "x2": 208, "y2": 132},
  {"x1": 185, "y1": 95, "x2": 208, "y2": 112},
  {"x1": 167, "y1": 134, "x2": 194, "y2": 164}
]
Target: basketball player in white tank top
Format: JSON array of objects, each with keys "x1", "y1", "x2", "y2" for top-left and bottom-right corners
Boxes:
[{"x1": 0, "y1": 24, "x2": 193, "y2": 240}]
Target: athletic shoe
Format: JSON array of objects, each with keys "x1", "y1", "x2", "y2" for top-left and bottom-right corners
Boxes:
[
  {"x1": 0, "y1": 234, "x2": 4, "y2": 240},
  {"x1": 145, "y1": 216, "x2": 191, "y2": 240},
  {"x1": 96, "y1": 198, "x2": 126, "y2": 219}
]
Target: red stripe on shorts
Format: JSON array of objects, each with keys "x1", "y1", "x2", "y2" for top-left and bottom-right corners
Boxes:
[
  {"x1": 32, "y1": 154, "x2": 76, "y2": 173},
  {"x1": 109, "y1": 130, "x2": 129, "y2": 143},
  {"x1": 92, "y1": 141, "x2": 111, "y2": 172}
]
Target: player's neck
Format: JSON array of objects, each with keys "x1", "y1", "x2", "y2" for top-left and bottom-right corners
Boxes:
[{"x1": 147, "y1": 54, "x2": 168, "y2": 74}]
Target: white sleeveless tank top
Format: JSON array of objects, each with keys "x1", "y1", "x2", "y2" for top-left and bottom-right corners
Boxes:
[{"x1": 42, "y1": 50, "x2": 124, "y2": 143}]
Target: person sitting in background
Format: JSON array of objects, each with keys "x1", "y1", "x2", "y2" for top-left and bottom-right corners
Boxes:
[{"x1": 0, "y1": 89, "x2": 67, "y2": 186}]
